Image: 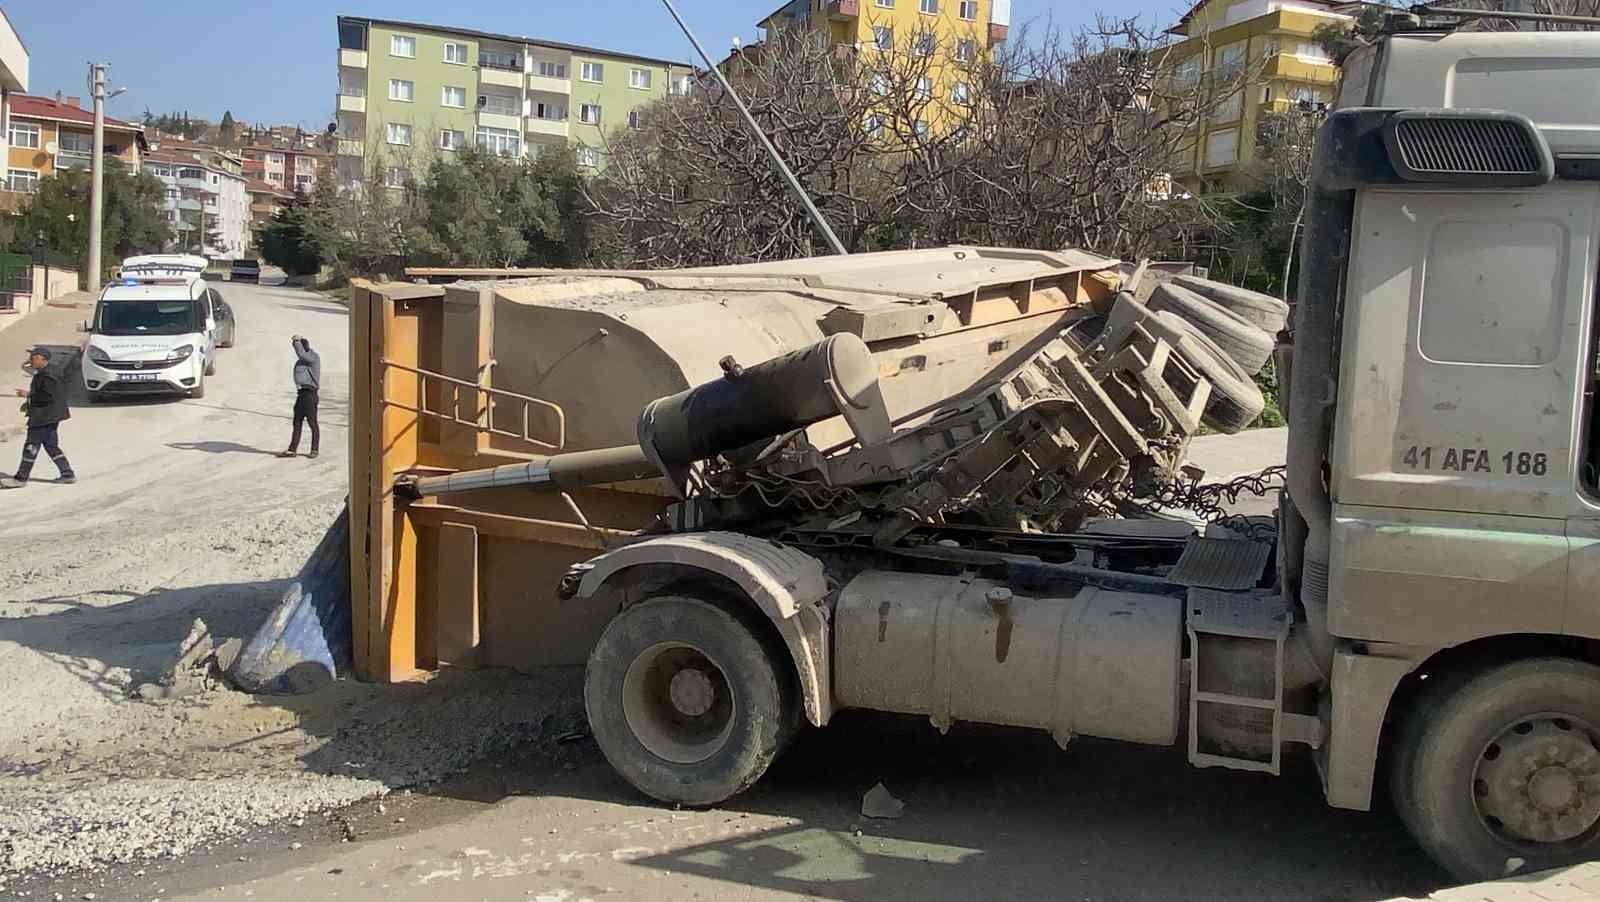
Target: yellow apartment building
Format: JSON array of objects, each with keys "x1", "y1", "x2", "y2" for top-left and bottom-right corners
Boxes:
[{"x1": 1161, "y1": 0, "x2": 1357, "y2": 192}]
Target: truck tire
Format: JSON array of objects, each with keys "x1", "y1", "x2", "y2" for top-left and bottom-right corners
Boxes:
[
  {"x1": 1391, "y1": 657, "x2": 1600, "y2": 882},
  {"x1": 1148, "y1": 283, "x2": 1275, "y2": 375},
  {"x1": 1170, "y1": 275, "x2": 1290, "y2": 334},
  {"x1": 585, "y1": 594, "x2": 792, "y2": 807}
]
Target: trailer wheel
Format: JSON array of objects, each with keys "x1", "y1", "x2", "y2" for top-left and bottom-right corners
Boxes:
[
  {"x1": 585, "y1": 594, "x2": 791, "y2": 807},
  {"x1": 1149, "y1": 283, "x2": 1275, "y2": 375},
  {"x1": 1392, "y1": 658, "x2": 1600, "y2": 882}
]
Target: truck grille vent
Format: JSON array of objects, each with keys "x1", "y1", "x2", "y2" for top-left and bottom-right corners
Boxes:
[{"x1": 1393, "y1": 118, "x2": 1541, "y2": 175}]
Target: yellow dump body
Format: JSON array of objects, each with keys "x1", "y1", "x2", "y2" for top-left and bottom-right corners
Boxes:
[{"x1": 351, "y1": 247, "x2": 1122, "y2": 681}]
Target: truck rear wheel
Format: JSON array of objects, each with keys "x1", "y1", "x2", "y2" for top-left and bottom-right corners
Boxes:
[
  {"x1": 1393, "y1": 658, "x2": 1600, "y2": 881},
  {"x1": 585, "y1": 594, "x2": 791, "y2": 807}
]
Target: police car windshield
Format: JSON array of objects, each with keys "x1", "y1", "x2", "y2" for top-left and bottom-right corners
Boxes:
[{"x1": 95, "y1": 300, "x2": 198, "y2": 336}]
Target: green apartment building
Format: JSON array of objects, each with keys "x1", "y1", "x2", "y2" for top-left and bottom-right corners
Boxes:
[{"x1": 335, "y1": 16, "x2": 695, "y2": 184}]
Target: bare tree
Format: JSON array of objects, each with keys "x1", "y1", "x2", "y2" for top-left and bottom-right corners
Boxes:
[{"x1": 584, "y1": 18, "x2": 1252, "y2": 267}]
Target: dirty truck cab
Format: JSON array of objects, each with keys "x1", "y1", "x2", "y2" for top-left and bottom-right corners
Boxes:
[
  {"x1": 538, "y1": 30, "x2": 1600, "y2": 883},
  {"x1": 81, "y1": 256, "x2": 218, "y2": 400}
]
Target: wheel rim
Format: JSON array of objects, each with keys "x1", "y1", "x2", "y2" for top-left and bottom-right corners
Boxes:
[
  {"x1": 621, "y1": 641, "x2": 735, "y2": 765},
  {"x1": 1473, "y1": 713, "x2": 1600, "y2": 851}
]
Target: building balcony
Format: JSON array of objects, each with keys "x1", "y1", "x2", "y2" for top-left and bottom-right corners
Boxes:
[
  {"x1": 1262, "y1": 52, "x2": 1336, "y2": 82},
  {"x1": 527, "y1": 74, "x2": 571, "y2": 95},
  {"x1": 55, "y1": 150, "x2": 91, "y2": 171},
  {"x1": 178, "y1": 198, "x2": 203, "y2": 211},
  {"x1": 337, "y1": 138, "x2": 365, "y2": 157},
  {"x1": 178, "y1": 176, "x2": 210, "y2": 191},
  {"x1": 338, "y1": 93, "x2": 367, "y2": 114},
  {"x1": 989, "y1": 22, "x2": 1009, "y2": 44},
  {"x1": 477, "y1": 109, "x2": 522, "y2": 131},
  {"x1": 479, "y1": 65, "x2": 523, "y2": 89},
  {"x1": 339, "y1": 48, "x2": 367, "y2": 69},
  {"x1": 826, "y1": 0, "x2": 859, "y2": 19},
  {"x1": 525, "y1": 117, "x2": 570, "y2": 138}
]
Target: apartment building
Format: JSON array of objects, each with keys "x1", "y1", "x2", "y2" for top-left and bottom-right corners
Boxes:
[
  {"x1": 240, "y1": 144, "x2": 331, "y2": 195},
  {"x1": 335, "y1": 16, "x2": 696, "y2": 184},
  {"x1": 751, "y1": 0, "x2": 1010, "y2": 136},
  {"x1": 0, "y1": 10, "x2": 26, "y2": 203},
  {"x1": 4, "y1": 94, "x2": 145, "y2": 202},
  {"x1": 247, "y1": 178, "x2": 295, "y2": 230},
  {"x1": 143, "y1": 147, "x2": 250, "y2": 258},
  {"x1": 1161, "y1": 0, "x2": 1353, "y2": 191}
]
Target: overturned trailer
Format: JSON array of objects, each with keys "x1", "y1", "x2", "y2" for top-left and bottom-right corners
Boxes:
[{"x1": 348, "y1": 247, "x2": 1273, "y2": 679}]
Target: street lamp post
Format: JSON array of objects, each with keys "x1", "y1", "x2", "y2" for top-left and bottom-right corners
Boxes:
[{"x1": 85, "y1": 62, "x2": 127, "y2": 294}]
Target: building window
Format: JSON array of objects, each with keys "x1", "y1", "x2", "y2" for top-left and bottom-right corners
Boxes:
[
  {"x1": 383, "y1": 166, "x2": 407, "y2": 188},
  {"x1": 387, "y1": 122, "x2": 412, "y2": 146},
  {"x1": 444, "y1": 42, "x2": 469, "y2": 64},
  {"x1": 1294, "y1": 41, "x2": 1330, "y2": 62},
  {"x1": 1261, "y1": 85, "x2": 1273, "y2": 103},
  {"x1": 876, "y1": 0, "x2": 894, "y2": 6},
  {"x1": 267, "y1": 153, "x2": 285, "y2": 164},
  {"x1": 920, "y1": 0, "x2": 939, "y2": 13},
  {"x1": 442, "y1": 86, "x2": 467, "y2": 108},
  {"x1": 629, "y1": 68, "x2": 652, "y2": 90},
  {"x1": 914, "y1": 32, "x2": 935, "y2": 56},
  {"x1": 580, "y1": 103, "x2": 603, "y2": 125},
  {"x1": 1215, "y1": 44, "x2": 1245, "y2": 77},
  {"x1": 537, "y1": 60, "x2": 568, "y2": 79},
  {"x1": 1174, "y1": 55, "x2": 1200, "y2": 88},
  {"x1": 1292, "y1": 85, "x2": 1327, "y2": 104},
  {"x1": 476, "y1": 126, "x2": 520, "y2": 157},
  {"x1": 388, "y1": 78, "x2": 414, "y2": 102},
  {"x1": 580, "y1": 61, "x2": 604, "y2": 82},
  {"x1": 6, "y1": 169, "x2": 38, "y2": 193},
  {"x1": 59, "y1": 131, "x2": 93, "y2": 154},
  {"x1": 871, "y1": 73, "x2": 889, "y2": 95},
  {"x1": 865, "y1": 115, "x2": 884, "y2": 138},
  {"x1": 959, "y1": 0, "x2": 977, "y2": 19},
  {"x1": 481, "y1": 48, "x2": 520, "y2": 71},
  {"x1": 390, "y1": 35, "x2": 416, "y2": 58},
  {"x1": 1204, "y1": 128, "x2": 1239, "y2": 167},
  {"x1": 534, "y1": 101, "x2": 566, "y2": 120},
  {"x1": 952, "y1": 81, "x2": 971, "y2": 105},
  {"x1": 670, "y1": 74, "x2": 692, "y2": 96},
  {"x1": 575, "y1": 145, "x2": 602, "y2": 168},
  {"x1": 296, "y1": 174, "x2": 313, "y2": 187},
  {"x1": 915, "y1": 76, "x2": 932, "y2": 100},
  {"x1": 913, "y1": 119, "x2": 929, "y2": 138},
  {"x1": 479, "y1": 92, "x2": 520, "y2": 115},
  {"x1": 527, "y1": 142, "x2": 546, "y2": 161},
  {"x1": 440, "y1": 129, "x2": 465, "y2": 150},
  {"x1": 267, "y1": 173, "x2": 284, "y2": 184},
  {"x1": 628, "y1": 110, "x2": 641, "y2": 129},
  {"x1": 954, "y1": 38, "x2": 976, "y2": 63},
  {"x1": 7, "y1": 121, "x2": 39, "y2": 149},
  {"x1": 1212, "y1": 89, "x2": 1242, "y2": 122},
  {"x1": 873, "y1": 25, "x2": 893, "y2": 50}
]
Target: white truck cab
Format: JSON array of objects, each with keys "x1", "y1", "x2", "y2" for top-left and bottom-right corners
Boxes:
[{"x1": 81, "y1": 265, "x2": 219, "y2": 401}]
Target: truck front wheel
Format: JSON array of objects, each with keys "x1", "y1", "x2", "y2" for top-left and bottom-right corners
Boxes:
[
  {"x1": 1394, "y1": 658, "x2": 1600, "y2": 881},
  {"x1": 585, "y1": 594, "x2": 791, "y2": 807}
]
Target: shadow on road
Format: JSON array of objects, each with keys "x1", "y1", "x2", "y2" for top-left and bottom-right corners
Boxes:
[
  {"x1": 168, "y1": 440, "x2": 278, "y2": 456},
  {"x1": 278, "y1": 304, "x2": 349, "y2": 316}
]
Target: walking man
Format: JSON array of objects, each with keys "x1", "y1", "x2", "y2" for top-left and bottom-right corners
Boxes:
[
  {"x1": 4, "y1": 347, "x2": 76, "y2": 488},
  {"x1": 279, "y1": 335, "x2": 321, "y2": 459}
]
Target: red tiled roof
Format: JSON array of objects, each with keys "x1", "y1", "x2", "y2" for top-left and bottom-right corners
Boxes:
[{"x1": 10, "y1": 94, "x2": 141, "y2": 131}]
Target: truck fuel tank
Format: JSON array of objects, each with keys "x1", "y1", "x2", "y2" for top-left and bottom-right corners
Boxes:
[{"x1": 834, "y1": 571, "x2": 1183, "y2": 746}]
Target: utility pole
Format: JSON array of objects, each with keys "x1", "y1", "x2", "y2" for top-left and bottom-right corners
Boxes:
[{"x1": 87, "y1": 62, "x2": 107, "y2": 294}]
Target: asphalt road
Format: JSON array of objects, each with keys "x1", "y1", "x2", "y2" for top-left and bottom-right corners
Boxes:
[{"x1": 0, "y1": 278, "x2": 349, "y2": 539}]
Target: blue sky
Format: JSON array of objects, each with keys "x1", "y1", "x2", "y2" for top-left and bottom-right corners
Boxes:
[{"x1": 9, "y1": 0, "x2": 1182, "y2": 127}]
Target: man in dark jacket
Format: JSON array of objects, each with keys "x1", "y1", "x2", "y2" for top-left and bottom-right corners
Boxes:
[
  {"x1": 279, "y1": 335, "x2": 322, "y2": 459},
  {"x1": 4, "y1": 347, "x2": 75, "y2": 488}
]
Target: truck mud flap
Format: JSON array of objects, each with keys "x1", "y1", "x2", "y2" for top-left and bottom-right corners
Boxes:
[{"x1": 230, "y1": 504, "x2": 352, "y2": 694}]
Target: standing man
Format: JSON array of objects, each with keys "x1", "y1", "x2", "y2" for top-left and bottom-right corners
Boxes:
[
  {"x1": 279, "y1": 335, "x2": 321, "y2": 460},
  {"x1": 3, "y1": 347, "x2": 76, "y2": 488}
]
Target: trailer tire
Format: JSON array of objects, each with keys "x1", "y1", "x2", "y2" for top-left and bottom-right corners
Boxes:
[
  {"x1": 1149, "y1": 283, "x2": 1275, "y2": 375},
  {"x1": 585, "y1": 594, "x2": 792, "y2": 807},
  {"x1": 1391, "y1": 658, "x2": 1600, "y2": 882},
  {"x1": 1158, "y1": 313, "x2": 1265, "y2": 434},
  {"x1": 1170, "y1": 275, "x2": 1290, "y2": 334}
]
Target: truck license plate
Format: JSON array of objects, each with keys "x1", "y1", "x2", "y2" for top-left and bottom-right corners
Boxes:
[{"x1": 117, "y1": 373, "x2": 159, "y2": 382}]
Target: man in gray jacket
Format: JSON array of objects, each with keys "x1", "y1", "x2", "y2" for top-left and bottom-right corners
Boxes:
[{"x1": 279, "y1": 335, "x2": 321, "y2": 459}]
